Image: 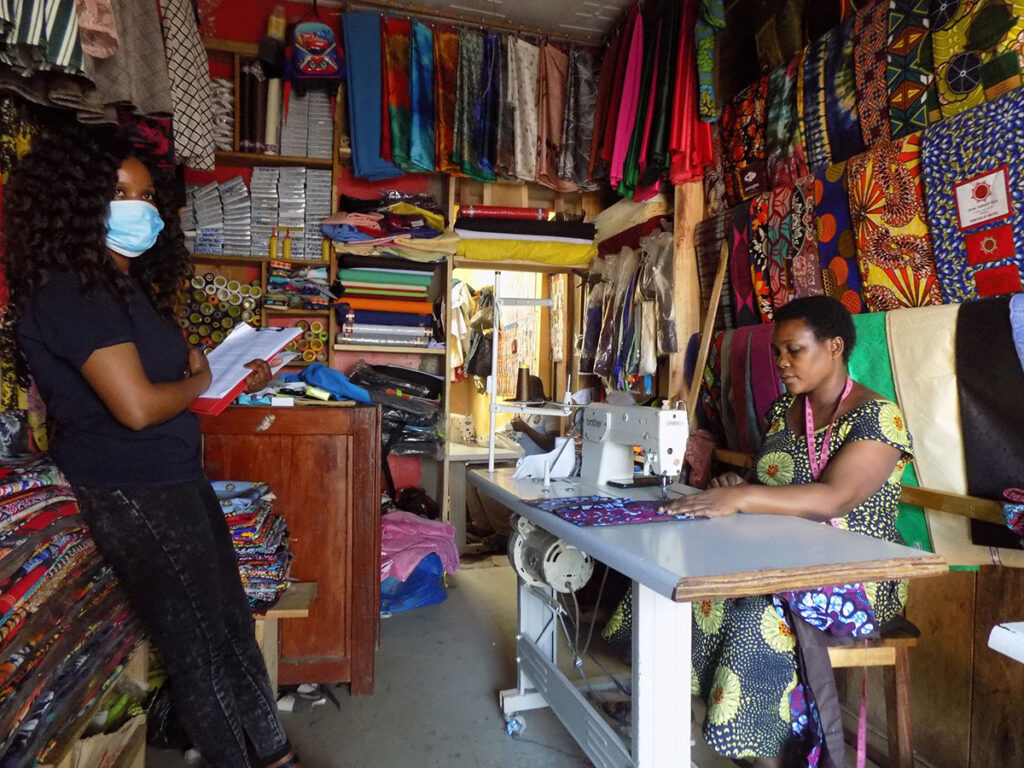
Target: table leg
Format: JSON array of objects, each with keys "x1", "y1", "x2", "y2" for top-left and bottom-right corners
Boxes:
[
  {"x1": 255, "y1": 617, "x2": 279, "y2": 694},
  {"x1": 449, "y1": 460, "x2": 468, "y2": 553},
  {"x1": 500, "y1": 578, "x2": 557, "y2": 714},
  {"x1": 633, "y1": 581, "x2": 692, "y2": 768}
]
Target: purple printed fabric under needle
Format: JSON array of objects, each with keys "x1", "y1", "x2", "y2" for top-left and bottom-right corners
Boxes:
[{"x1": 525, "y1": 495, "x2": 694, "y2": 527}]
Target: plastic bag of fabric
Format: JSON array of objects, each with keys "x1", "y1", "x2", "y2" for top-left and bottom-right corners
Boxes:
[
  {"x1": 145, "y1": 684, "x2": 191, "y2": 750},
  {"x1": 379, "y1": 552, "x2": 447, "y2": 613},
  {"x1": 580, "y1": 266, "x2": 607, "y2": 374},
  {"x1": 389, "y1": 440, "x2": 444, "y2": 459},
  {"x1": 594, "y1": 247, "x2": 639, "y2": 378},
  {"x1": 349, "y1": 361, "x2": 441, "y2": 400},
  {"x1": 373, "y1": 391, "x2": 439, "y2": 426},
  {"x1": 280, "y1": 363, "x2": 372, "y2": 404},
  {"x1": 640, "y1": 230, "x2": 679, "y2": 355}
]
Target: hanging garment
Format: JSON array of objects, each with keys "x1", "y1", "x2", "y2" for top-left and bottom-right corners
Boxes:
[
  {"x1": 747, "y1": 192, "x2": 775, "y2": 322},
  {"x1": 621, "y1": 15, "x2": 660, "y2": 198},
  {"x1": 921, "y1": 86, "x2": 1024, "y2": 302},
  {"x1": 669, "y1": 0, "x2": 713, "y2": 184},
  {"x1": 535, "y1": 42, "x2": 576, "y2": 192},
  {"x1": 0, "y1": 0, "x2": 84, "y2": 74},
  {"x1": 816, "y1": 160, "x2": 866, "y2": 313},
  {"x1": 791, "y1": 173, "x2": 825, "y2": 297},
  {"x1": 765, "y1": 183, "x2": 796, "y2": 310},
  {"x1": 852, "y1": 0, "x2": 891, "y2": 147},
  {"x1": 696, "y1": 0, "x2": 726, "y2": 120},
  {"x1": 453, "y1": 29, "x2": 494, "y2": 181},
  {"x1": 343, "y1": 12, "x2": 403, "y2": 181},
  {"x1": 610, "y1": 11, "x2": 645, "y2": 189},
  {"x1": 703, "y1": 124, "x2": 729, "y2": 216},
  {"x1": 931, "y1": 0, "x2": 1024, "y2": 120},
  {"x1": 382, "y1": 17, "x2": 412, "y2": 170},
  {"x1": 721, "y1": 76, "x2": 770, "y2": 205},
  {"x1": 886, "y1": 0, "x2": 935, "y2": 139},
  {"x1": 641, "y1": 230, "x2": 679, "y2": 355},
  {"x1": 512, "y1": 37, "x2": 540, "y2": 182},
  {"x1": 473, "y1": 32, "x2": 500, "y2": 179},
  {"x1": 409, "y1": 21, "x2": 435, "y2": 173},
  {"x1": 494, "y1": 35, "x2": 517, "y2": 179},
  {"x1": 766, "y1": 53, "x2": 808, "y2": 189},
  {"x1": 433, "y1": 26, "x2": 461, "y2": 175},
  {"x1": 598, "y1": 10, "x2": 634, "y2": 178},
  {"x1": 847, "y1": 131, "x2": 943, "y2": 311},
  {"x1": 589, "y1": 31, "x2": 622, "y2": 182},
  {"x1": 729, "y1": 200, "x2": 759, "y2": 327},
  {"x1": 801, "y1": 33, "x2": 831, "y2": 172},
  {"x1": 823, "y1": 14, "x2": 864, "y2": 164},
  {"x1": 76, "y1": 0, "x2": 118, "y2": 59},
  {"x1": 558, "y1": 45, "x2": 598, "y2": 190},
  {"x1": 158, "y1": 0, "x2": 214, "y2": 170},
  {"x1": 694, "y1": 211, "x2": 734, "y2": 331},
  {"x1": 639, "y1": 1, "x2": 678, "y2": 188}
]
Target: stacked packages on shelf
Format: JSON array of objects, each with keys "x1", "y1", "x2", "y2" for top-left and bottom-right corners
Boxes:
[
  {"x1": 321, "y1": 193, "x2": 458, "y2": 263},
  {"x1": 177, "y1": 273, "x2": 263, "y2": 348},
  {"x1": 0, "y1": 419, "x2": 142, "y2": 768},
  {"x1": 264, "y1": 261, "x2": 331, "y2": 311},
  {"x1": 249, "y1": 167, "x2": 330, "y2": 259},
  {"x1": 211, "y1": 481, "x2": 293, "y2": 613},
  {"x1": 334, "y1": 254, "x2": 436, "y2": 349}
]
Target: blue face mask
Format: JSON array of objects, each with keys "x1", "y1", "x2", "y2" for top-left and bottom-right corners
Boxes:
[{"x1": 105, "y1": 200, "x2": 165, "y2": 258}]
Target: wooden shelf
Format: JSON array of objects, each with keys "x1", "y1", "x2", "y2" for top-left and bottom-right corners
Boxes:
[
  {"x1": 333, "y1": 344, "x2": 445, "y2": 355},
  {"x1": 214, "y1": 151, "x2": 333, "y2": 169},
  {"x1": 263, "y1": 307, "x2": 331, "y2": 315},
  {"x1": 191, "y1": 252, "x2": 266, "y2": 264}
]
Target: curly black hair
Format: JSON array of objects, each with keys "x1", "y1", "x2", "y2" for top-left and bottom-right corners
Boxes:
[
  {"x1": 774, "y1": 295, "x2": 857, "y2": 363},
  {"x1": 1, "y1": 120, "x2": 192, "y2": 322}
]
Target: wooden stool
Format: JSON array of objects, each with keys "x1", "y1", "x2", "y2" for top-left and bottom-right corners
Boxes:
[
  {"x1": 828, "y1": 621, "x2": 919, "y2": 768},
  {"x1": 254, "y1": 582, "x2": 317, "y2": 692}
]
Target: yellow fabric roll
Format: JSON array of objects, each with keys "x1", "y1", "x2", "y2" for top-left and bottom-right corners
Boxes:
[{"x1": 455, "y1": 237, "x2": 597, "y2": 266}]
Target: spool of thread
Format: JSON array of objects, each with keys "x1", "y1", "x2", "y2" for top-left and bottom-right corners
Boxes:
[
  {"x1": 191, "y1": 276, "x2": 205, "y2": 290},
  {"x1": 213, "y1": 275, "x2": 227, "y2": 288},
  {"x1": 302, "y1": 349, "x2": 317, "y2": 362},
  {"x1": 514, "y1": 365, "x2": 532, "y2": 402},
  {"x1": 297, "y1": 319, "x2": 310, "y2": 331},
  {"x1": 241, "y1": 310, "x2": 254, "y2": 323},
  {"x1": 317, "y1": 331, "x2": 329, "y2": 342},
  {"x1": 316, "y1": 350, "x2": 328, "y2": 362},
  {"x1": 204, "y1": 283, "x2": 217, "y2": 295},
  {"x1": 227, "y1": 280, "x2": 240, "y2": 293},
  {"x1": 239, "y1": 284, "x2": 251, "y2": 296},
  {"x1": 310, "y1": 321, "x2": 324, "y2": 334},
  {"x1": 250, "y1": 286, "x2": 262, "y2": 299},
  {"x1": 203, "y1": 273, "x2": 215, "y2": 283},
  {"x1": 310, "y1": 338, "x2": 324, "y2": 352}
]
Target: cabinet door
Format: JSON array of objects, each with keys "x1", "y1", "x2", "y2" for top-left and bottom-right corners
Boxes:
[{"x1": 200, "y1": 407, "x2": 381, "y2": 693}]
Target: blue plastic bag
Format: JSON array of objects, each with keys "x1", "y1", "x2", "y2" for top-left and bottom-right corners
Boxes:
[{"x1": 380, "y1": 553, "x2": 446, "y2": 613}]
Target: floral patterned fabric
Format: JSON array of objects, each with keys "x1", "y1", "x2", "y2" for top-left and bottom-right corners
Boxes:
[
  {"x1": 704, "y1": 124, "x2": 729, "y2": 216},
  {"x1": 748, "y1": 192, "x2": 775, "y2": 322},
  {"x1": 816, "y1": 161, "x2": 867, "y2": 313},
  {"x1": 791, "y1": 173, "x2": 826, "y2": 297},
  {"x1": 853, "y1": 0, "x2": 892, "y2": 147},
  {"x1": 526, "y1": 495, "x2": 693, "y2": 526},
  {"x1": 847, "y1": 132, "x2": 944, "y2": 310},
  {"x1": 692, "y1": 395, "x2": 912, "y2": 760},
  {"x1": 765, "y1": 184, "x2": 796, "y2": 310},
  {"x1": 697, "y1": 0, "x2": 726, "y2": 120},
  {"x1": 721, "y1": 76, "x2": 770, "y2": 205},
  {"x1": 730, "y1": 201, "x2": 760, "y2": 326},
  {"x1": 886, "y1": 0, "x2": 935, "y2": 139}
]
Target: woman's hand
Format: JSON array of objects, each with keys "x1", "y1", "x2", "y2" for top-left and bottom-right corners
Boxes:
[
  {"x1": 510, "y1": 417, "x2": 528, "y2": 433},
  {"x1": 710, "y1": 471, "x2": 747, "y2": 488},
  {"x1": 242, "y1": 359, "x2": 272, "y2": 393},
  {"x1": 187, "y1": 347, "x2": 211, "y2": 384},
  {"x1": 658, "y1": 486, "x2": 745, "y2": 518}
]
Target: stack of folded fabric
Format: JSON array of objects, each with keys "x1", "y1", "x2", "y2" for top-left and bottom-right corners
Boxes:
[
  {"x1": 0, "y1": 434, "x2": 142, "y2": 768},
  {"x1": 334, "y1": 254, "x2": 437, "y2": 348},
  {"x1": 264, "y1": 261, "x2": 332, "y2": 311},
  {"x1": 321, "y1": 194, "x2": 458, "y2": 263},
  {"x1": 453, "y1": 208, "x2": 598, "y2": 266},
  {"x1": 212, "y1": 482, "x2": 293, "y2": 613}
]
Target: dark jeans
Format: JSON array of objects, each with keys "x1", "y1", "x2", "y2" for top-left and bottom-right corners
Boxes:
[{"x1": 73, "y1": 478, "x2": 291, "y2": 768}]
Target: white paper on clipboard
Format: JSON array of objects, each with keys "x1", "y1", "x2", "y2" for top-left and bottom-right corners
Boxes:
[{"x1": 202, "y1": 323, "x2": 303, "y2": 400}]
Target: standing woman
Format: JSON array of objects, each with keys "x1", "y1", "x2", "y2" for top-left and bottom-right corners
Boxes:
[
  {"x1": 2, "y1": 122, "x2": 297, "y2": 768},
  {"x1": 660, "y1": 296, "x2": 914, "y2": 768}
]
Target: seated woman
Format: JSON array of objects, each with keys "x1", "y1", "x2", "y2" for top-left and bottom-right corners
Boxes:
[{"x1": 659, "y1": 296, "x2": 914, "y2": 768}]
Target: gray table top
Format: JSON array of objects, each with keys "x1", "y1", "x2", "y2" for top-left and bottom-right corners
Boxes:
[
  {"x1": 449, "y1": 443, "x2": 524, "y2": 462},
  {"x1": 469, "y1": 468, "x2": 947, "y2": 602}
]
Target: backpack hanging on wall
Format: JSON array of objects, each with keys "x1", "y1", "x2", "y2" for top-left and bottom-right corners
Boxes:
[{"x1": 286, "y1": 1, "x2": 343, "y2": 92}]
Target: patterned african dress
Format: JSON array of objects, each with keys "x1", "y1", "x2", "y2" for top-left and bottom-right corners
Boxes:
[{"x1": 691, "y1": 395, "x2": 913, "y2": 760}]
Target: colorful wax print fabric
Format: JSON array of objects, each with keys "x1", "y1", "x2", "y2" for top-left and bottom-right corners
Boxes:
[
  {"x1": 704, "y1": 124, "x2": 730, "y2": 216},
  {"x1": 695, "y1": 211, "x2": 734, "y2": 331},
  {"x1": 921, "y1": 86, "x2": 1024, "y2": 301},
  {"x1": 748, "y1": 193, "x2": 775, "y2": 322},
  {"x1": 730, "y1": 201, "x2": 760, "y2": 326},
  {"x1": 791, "y1": 174, "x2": 826, "y2": 297},
  {"x1": 766, "y1": 55, "x2": 809, "y2": 188},
  {"x1": 721, "y1": 76, "x2": 770, "y2": 205},
  {"x1": 854, "y1": 0, "x2": 892, "y2": 146},
  {"x1": 847, "y1": 132, "x2": 944, "y2": 310},
  {"x1": 382, "y1": 17, "x2": 412, "y2": 171},
  {"x1": 697, "y1": 0, "x2": 726, "y2": 120},
  {"x1": 931, "y1": 0, "x2": 1024, "y2": 120},
  {"x1": 525, "y1": 495, "x2": 694, "y2": 526},
  {"x1": 887, "y1": 0, "x2": 936, "y2": 139},
  {"x1": 765, "y1": 184, "x2": 796, "y2": 310},
  {"x1": 816, "y1": 161, "x2": 867, "y2": 313},
  {"x1": 433, "y1": 26, "x2": 461, "y2": 176},
  {"x1": 802, "y1": 34, "x2": 831, "y2": 171},
  {"x1": 824, "y1": 15, "x2": 865, "y2": 164}
]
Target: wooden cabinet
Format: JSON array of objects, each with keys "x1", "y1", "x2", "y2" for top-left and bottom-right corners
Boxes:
[{"x1": 199, "y1": 406, "x2": 381, "y2": 695}]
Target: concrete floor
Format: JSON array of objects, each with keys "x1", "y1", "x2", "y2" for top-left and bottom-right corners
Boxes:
[{"x1": 146, "y1": 558, "x2": 874, "y2": 768}]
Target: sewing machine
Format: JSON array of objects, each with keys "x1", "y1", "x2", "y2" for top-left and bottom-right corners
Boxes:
[{"x1": 580, "y1": 403, "x2": 688, "y2": 489}]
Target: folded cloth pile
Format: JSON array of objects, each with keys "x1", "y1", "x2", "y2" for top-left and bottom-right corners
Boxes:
[
  {"x1": 264, "y1": 262, "x2": 332, "y2": 312},
  {"x1": 454, "y1": 211, "x2": 598, "y2": 267},
  {"x1": 334, "y1": 254, "x2": 438, "y2": 349},
  {"x1": 380, "y1": 511, "x2": 459, "y2": 582},
  {"x1": 212, "y1": 481, "x2": 293, "y2": 613},
  {"x1": 323, "y1": 193, "x2": 455, "y2": 263},
  {"x1": 0, "y1": 448, "x2": 141, "y2": 768}
]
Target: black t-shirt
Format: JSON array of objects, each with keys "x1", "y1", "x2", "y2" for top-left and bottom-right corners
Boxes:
[{"x1": 18, "y1": 272, "x2": 202, "y2": 486}]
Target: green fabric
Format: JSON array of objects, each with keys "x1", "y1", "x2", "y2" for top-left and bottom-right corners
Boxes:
[
  {"x1": 849, "y1": 312, "x2": 931, "y2": 552},
  {"x1": 336, "y1": 269, "x2": 433, "y2": 287}
]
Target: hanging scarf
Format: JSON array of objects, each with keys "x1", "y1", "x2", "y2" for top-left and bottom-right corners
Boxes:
[
  {"x1": 694, "y1": 211, "x2": 734, "y2": 331},
  {"x1": 408, "y1": 21, "x2": 435, "y2": 174},
  {"x1": 473, "y1": 32, "x2": 500, "y2": 179},
  {"x1": 847, "y1": 131, "x2": 943, "y2": 310},
  {"x1": 703, "y1": 123, "x2": 729, "y2": 217},
  {"x1": 590, "y1": 32, "x2": 622, "y2": 182},
  {"x1": 802, "y1": 34, "x2": 831, "y2": 172},
  {"x1": 621, "y1": 15, "x2": 660, "y2": 198},
  {"x1": 791, "y1": 173, "x2": 826, "y2": 297},
  {"x1": 921, "y1": 86, "x2": 1024, "y2": 302},
  {"x1": 886, "y1": 0, "x2": 935, "y2": 139},
  {"x1": 852, "y1": 0, "x2": 891, "y2": 148},
  {"x1": 669, "y1": 0, "x2": 713, "y2": 184},
  {"x1": 559, "y1": 46, "x2": 599, "y2": 190},
  {"x1": 765, "y1": 183, "x2": 795, "y2": 309},
  {"x1": 721, "y1": 76, "x2": 770, "y2": 205},
  {"x1": 158, "y1": 0, "x2": 214, "y2": 171},
  {"x1": 641, "y1": 0, "x2": 679, "y2": 187},
  {"x1": 382, "y1": 17, "x2": 412, "y2": 171},
  {"x1": 766, "y1": 53, "x2": 808, "y2": 189},
  {"x1": 610, "y1": 10, "x2": 645, "y2": 189},
  {"x1": 931, "y1": 0, "x2": 1024, "y2": 121},
  {"x1": 815, "y1": 160, "x2": 865, "y2": 313},
  {"x1": 696, "y1": 0, "x2": 726, "y2": 121},
  {"x1": 512, "y1": 37, "x2": 540, "y2": 182},
  {"x1": 729, "y1": 200, "x2": 759, "y2": 327},
  {"x1": 600, "y1": 9, "x2": 636, "y2": 178},
  {"x1": 495, "y1": 35, "x2": 517, "y2": 180},
  {"x1": 536, "y1": 42, "x2": 576, "y2": 192},
  {"x1": 823, "y1": 15, "x2": 864, "y2": 164},
  {"x1": 453, "y1": 29, "x2": 494, "y2": 182},
  {"x1": 747, "y1": 192, "x2": 775, "y2": 322},
  {"x1": 433, "y1": 26, "x2": 461, "y2": 176}
]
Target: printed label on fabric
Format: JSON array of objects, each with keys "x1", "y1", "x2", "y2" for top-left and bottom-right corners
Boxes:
[
  {"x1": 965, "y1": 224, "x2": 1015, "y2": 265},
  {"x1": 737, "y1": 160, "x2": 769, "y2": 200},
  {"x1": 954, "y1": 166, "x2": 1011, "y2": 230}
]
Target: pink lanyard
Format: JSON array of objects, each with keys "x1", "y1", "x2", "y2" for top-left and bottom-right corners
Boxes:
[{"x1": 804, "y1": 376, "x2": 853, "y2": 480}]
